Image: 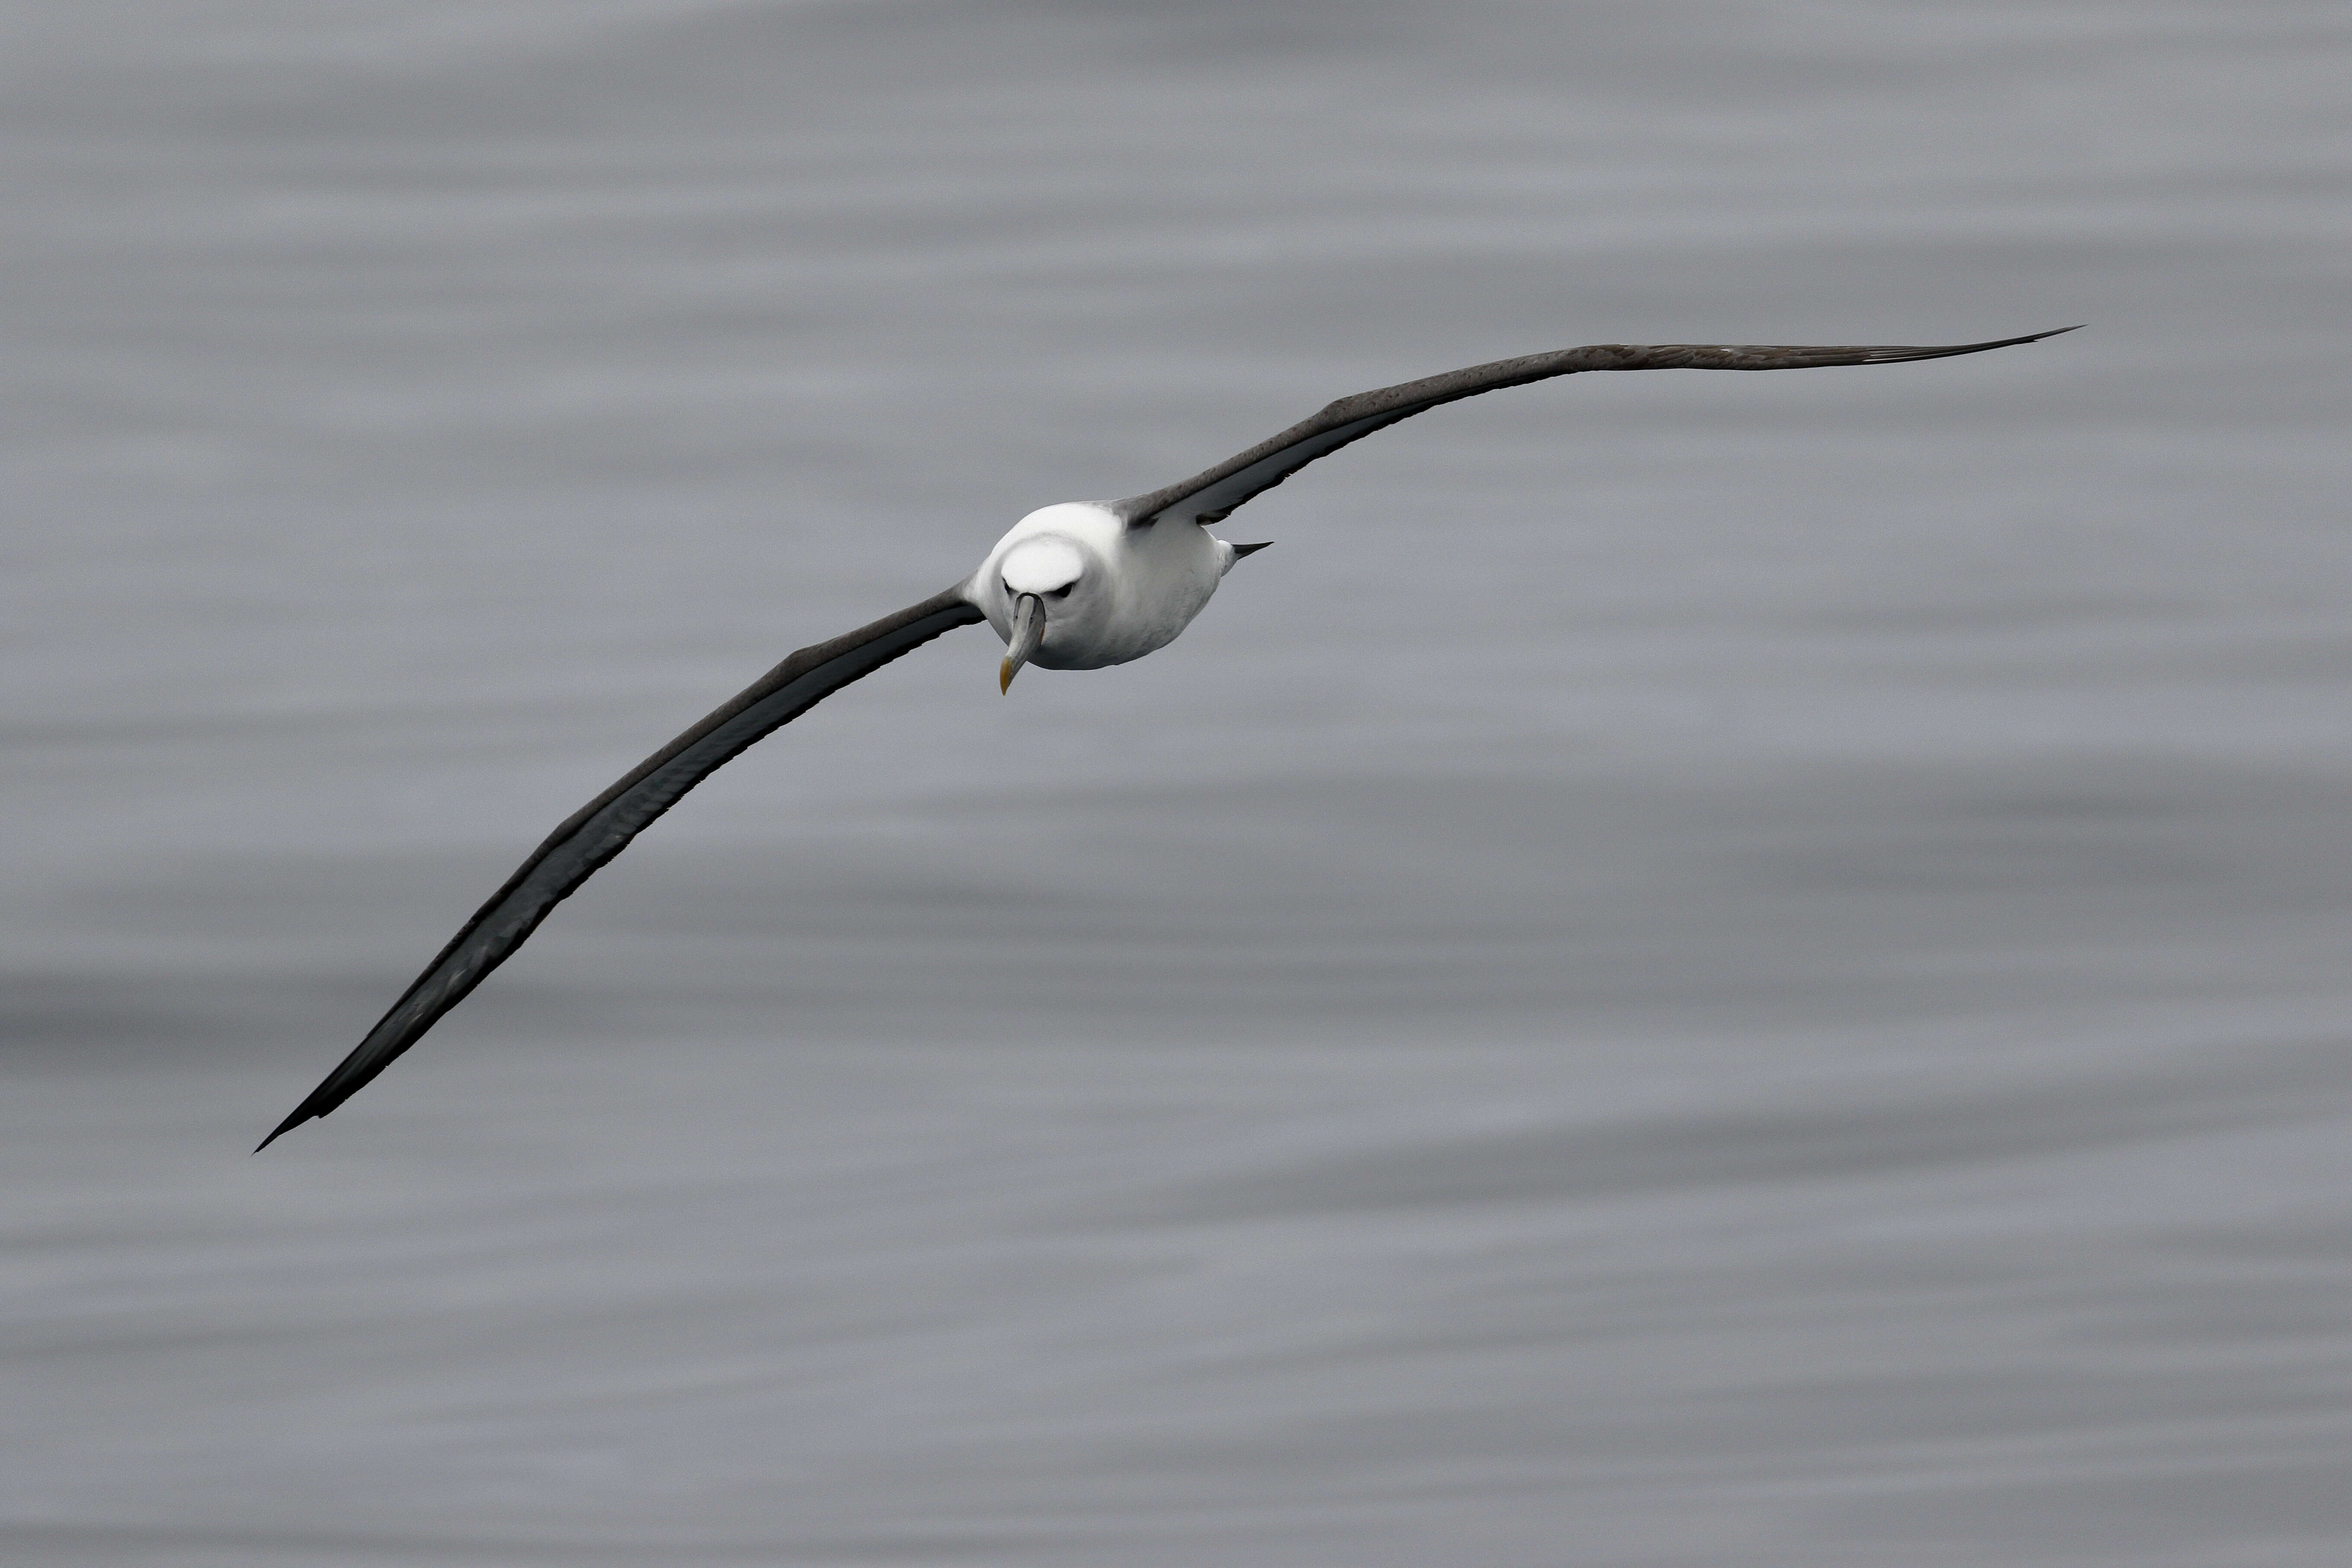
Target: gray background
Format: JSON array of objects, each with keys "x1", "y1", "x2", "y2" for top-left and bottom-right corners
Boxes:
[{"x1": 6, "y1": 3, "x2": 2350, "y2": 1564}]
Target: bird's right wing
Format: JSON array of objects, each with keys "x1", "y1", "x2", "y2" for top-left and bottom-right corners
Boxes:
[
  {"x1": 258, "y1": 583, "x2": 985, "y2": 1149},
  {"x1": 1114, "y1": 328, "x2": 2078, "y2": 529}
]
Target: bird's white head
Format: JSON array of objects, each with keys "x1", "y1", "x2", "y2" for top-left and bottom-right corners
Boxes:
[{"x1": 972, "y1": 502, "x2": 1122, "y2": 691}]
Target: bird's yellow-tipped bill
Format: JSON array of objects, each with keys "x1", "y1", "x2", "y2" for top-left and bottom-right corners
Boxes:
[{"x1": 999, "y1": 591, "x2": 1046, "y2": 694}]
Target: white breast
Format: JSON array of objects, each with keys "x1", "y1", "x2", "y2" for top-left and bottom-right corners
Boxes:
[{"x1": 969, "y1": 502, "x2": 1227, "y2": 671}]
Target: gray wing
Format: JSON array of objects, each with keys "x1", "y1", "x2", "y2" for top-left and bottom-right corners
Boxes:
[
  {"x1": 1114, "y1": 328, "x2": 2079, "y2": 528},
  {"x1": 258, "y1": 585, "x2": 985, "y2": 1150}
]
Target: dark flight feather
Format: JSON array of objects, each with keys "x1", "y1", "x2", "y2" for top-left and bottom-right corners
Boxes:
[
  {"x1": 259, "y1": 586, "x2": 983, "y2": 1149},
  {"x1": 1115, "y1": 328, "x2": 2079, "y2": 530}
]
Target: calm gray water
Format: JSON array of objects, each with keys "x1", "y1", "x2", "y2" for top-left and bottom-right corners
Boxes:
[{"x1": 6, "y1": 3, "x2": 2352, "y2": 1563}]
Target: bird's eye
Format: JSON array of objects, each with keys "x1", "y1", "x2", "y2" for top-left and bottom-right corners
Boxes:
[{"x1": 1048, "y1": 584, "x2": 1073, "y2": 599}]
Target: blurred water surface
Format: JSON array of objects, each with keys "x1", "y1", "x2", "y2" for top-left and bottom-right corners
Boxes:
[{"x1": 6, "y1": 3, "x2": 2352, "y2": 1563}]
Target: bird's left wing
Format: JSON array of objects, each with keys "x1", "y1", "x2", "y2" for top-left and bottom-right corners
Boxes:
[
  {"x1": 258, "y1": 584, "x2": 984, "y2": 1149},
  {"x1": 1113, "y1": 328, "x2": 2077, "y2": 529}
]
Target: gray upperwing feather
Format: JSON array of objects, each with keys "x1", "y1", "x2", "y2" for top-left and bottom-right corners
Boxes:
[
  {"x1": 1114, "y1": 328, "x2": 2079, "y2": 528},
  {"x1": 258, "y1": 585, "x2": 985, "y2": 1149}
]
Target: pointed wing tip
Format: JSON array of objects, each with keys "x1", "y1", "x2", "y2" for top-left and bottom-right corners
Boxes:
[
  {"x1": 1986, "y1": 324, "x2": 2084, "y2": 349},
  {"x1": 254, "y1": 1110, "x2": 309, "y2": 1153},
  {"x1": 1862, "y1": 325, "x2": 2084, "y2": 365}
]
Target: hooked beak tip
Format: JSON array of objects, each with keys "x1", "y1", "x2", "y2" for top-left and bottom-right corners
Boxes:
[{"x1": 999, "y1": 591, "x2": 1046, "y2": 695}]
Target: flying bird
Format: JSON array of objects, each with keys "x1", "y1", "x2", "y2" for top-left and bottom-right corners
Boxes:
[{"x1": 259, "y1": 327, "x2": 2075, "y2": 1148}]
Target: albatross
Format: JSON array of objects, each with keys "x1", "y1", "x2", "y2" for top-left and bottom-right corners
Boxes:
[{"x1": 258, "y1": 327, "x2": 2074, "y2": 1148}]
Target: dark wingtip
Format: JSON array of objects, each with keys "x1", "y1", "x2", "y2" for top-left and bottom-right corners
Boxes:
[
  {"x1": 1863, "y1": 325, "x2": 2085, "y2": 366},
  {"x1": 253, "y1": 1110, "x2": 308, "y2": 1153},
  {"x1": 1971, "y1": 325, "x2": 2083, "y2": 346},
  {"x1": 1986, "y1": 324, "x2": 2084, "y2": 348},
  {"x1": 1231, "y1": 540, "x2": 1273, "y2": 559}
]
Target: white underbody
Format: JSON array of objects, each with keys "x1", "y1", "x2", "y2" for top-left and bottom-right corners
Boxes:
[{"x1": 965, "y1": 501, "x2": 1238, "y2": 671}]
